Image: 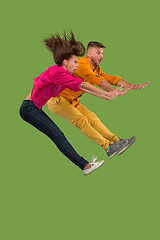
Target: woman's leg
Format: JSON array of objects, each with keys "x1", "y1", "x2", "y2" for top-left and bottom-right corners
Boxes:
[{"x1": 19, "y1": 100, "x2": 88, "y2": 170}]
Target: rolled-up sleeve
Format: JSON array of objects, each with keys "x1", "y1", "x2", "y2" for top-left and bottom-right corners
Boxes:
[{"x1": 100, "y1": 70, "x2": 122, "y2": 85}]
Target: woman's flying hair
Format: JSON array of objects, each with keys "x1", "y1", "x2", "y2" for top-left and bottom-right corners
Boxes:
[{"x1": 43, "y1": 30, "x2": 85, "y2": 66}]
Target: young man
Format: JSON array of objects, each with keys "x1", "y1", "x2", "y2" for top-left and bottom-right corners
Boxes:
[{"x1": 47, "y1": 42, "x2": 149, "y2": 158}]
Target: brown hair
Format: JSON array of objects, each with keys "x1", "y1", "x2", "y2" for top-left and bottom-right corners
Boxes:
[
  {"x1": 87, "y1": 41, "x2": 106, "y2": 51},
  {"x1": 43, "y1": 31, "x2": 85, "y2": 66}
]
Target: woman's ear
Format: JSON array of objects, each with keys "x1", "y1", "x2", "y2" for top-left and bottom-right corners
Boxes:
[{"x1": 62, "y1": 59, "x2": 68, "y2": 67}]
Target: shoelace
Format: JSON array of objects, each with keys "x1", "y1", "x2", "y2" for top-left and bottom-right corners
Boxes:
[{"x1": 92, "y1": 155, "x2": 97, "y2": 164}]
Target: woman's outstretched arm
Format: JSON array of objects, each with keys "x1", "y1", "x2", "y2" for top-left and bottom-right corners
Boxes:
[{"x1": 79, "y1": 82, "x2": 119, "y2": 101}]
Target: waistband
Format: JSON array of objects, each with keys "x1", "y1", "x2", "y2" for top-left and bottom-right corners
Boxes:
[
  {"x1": 21, "y1": 100, "x2": 37, "y2": 108},
  {"x1": 22, "y1": 100, "x2": 34, "y2": 104}
]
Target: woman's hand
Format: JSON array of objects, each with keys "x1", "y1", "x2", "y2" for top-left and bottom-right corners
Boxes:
[
  {"x1": 79, "y1": 82, "x2": 118, "y2": 101},
  {"x1": 105, "y1": 86, "x2": 122, "y2": 97},
  {"x1": 106, "y1": 86, "x2": 131, "y2": 97},
  {"x1": 105, "y1": 94, "x2": 118, "y2": 101},
  {"x1": 117, "y1": 86, "x2": 132, "y2": 96}
]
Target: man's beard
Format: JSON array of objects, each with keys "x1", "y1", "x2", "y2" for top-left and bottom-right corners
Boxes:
[{"x1": 91, "y1": 57, "x2": 99, "y2": 67}]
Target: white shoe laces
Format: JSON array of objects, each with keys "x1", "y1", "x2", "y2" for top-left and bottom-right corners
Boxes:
[{"x1": 92, "y1": 155, "x2": 97, "y2": 164}]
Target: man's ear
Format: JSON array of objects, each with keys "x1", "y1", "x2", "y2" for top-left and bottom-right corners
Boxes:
[{"x1": 87, "y1": 51, "x2": 91, "y2": 58}]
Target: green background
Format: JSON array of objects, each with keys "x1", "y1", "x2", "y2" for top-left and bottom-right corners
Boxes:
[{"x1": 1, "y1": 0, "x2": 159, "y2": 239}]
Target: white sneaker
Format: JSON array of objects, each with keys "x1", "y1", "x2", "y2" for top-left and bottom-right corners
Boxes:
[{"x1": 83, "y1": 156, "x2": 105, "y2": 176}]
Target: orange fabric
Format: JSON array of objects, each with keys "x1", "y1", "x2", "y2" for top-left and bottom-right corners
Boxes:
[{"x1": 58, "y1": 57, "x2": 122, "y2": 106}]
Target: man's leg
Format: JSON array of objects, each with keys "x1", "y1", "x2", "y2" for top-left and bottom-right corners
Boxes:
[
  {"x1": 48, "y1": 97, "x2": 110, "y2": 149},
  {"x1": 75, "y1": 105, "x2": 136, "y2": 157},
  {"x1": 76, "y1": 104, "x2": 119, "y2": 143}
]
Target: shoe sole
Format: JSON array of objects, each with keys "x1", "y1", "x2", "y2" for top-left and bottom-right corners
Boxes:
[
  {"x1": 118, "y1": 137, "x2": 136, "y2": 155},
  {"x1": 108, "y1": 150, "x2": 119, "y2": 159},
  {"x1": 84, "y1": 161, "x2": 105, "y2": 176}
]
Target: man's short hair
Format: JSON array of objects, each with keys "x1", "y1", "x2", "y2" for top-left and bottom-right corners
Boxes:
[{"x1": 87, "y1": 41, "x2": 106, "y2": 51}]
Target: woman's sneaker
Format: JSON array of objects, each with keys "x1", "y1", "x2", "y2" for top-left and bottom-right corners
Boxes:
[
  {"x1": 83, "y1": 156, "x2": 105, "y2": 176},
  {"x1": 106, "y1": 136, "x2": 136, "y2": 159}
]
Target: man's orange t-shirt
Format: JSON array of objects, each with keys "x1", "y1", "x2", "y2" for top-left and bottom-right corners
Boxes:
[{"x1": 59, "y1": 57, "x2": 122, "y2": 107}]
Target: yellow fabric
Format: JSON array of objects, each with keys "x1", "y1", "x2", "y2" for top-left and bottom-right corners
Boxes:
[
  {"x1": 48, "y1": 96, "x2": 119, "y2": 150},
  {"x1": 58, "y1": 57, "x2": 122, "y2": 106}
]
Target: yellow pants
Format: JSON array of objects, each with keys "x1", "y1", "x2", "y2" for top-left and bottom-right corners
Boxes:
[{"x1": 48, "y1": 96, "x2": 119, "y2": 150}]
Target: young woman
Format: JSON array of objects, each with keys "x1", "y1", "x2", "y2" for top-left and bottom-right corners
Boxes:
[{"x1": 19, "y1": 31, "x2": 127, "y2": 176}]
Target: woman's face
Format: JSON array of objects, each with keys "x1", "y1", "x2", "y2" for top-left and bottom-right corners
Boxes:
[{"x1": 62, "y1": 55, "x2": 79, "y2": 75}]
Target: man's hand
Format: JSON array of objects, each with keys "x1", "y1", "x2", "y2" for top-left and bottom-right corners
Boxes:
[{"x1": 130, "y1": 81, "x2": 150, "y2": 90}]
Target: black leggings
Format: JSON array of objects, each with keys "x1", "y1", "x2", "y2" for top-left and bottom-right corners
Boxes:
[{"x1": 19, "y1": 100, "x2": 88, "y2": 170}]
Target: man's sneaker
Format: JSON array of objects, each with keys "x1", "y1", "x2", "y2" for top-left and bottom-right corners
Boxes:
[
  {"x1": 106, "y1": 140, "x2": 127, "y2": 159},
  {"x1": 106, "y1": 136, "x2": 136, "y2": 159},
  {"x1": 83, "y1": 156, "x2": 105, "y2": 176},
  {"x1": 118, "y1": 136, "x2": 136, "y2": 155}
]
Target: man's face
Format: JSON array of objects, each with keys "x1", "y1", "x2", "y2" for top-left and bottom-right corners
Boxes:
[{"x1": 87, "y1": 47, "x2": 104, "y2": 66}]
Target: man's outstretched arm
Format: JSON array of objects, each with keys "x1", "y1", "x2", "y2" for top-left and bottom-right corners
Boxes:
[
  {"x1": 99, "y1": 78, "x2": 115, "y2": 91},
  {"x1": 99, "y1": 78, "x2": 131, "y2": 96},
  {"x1": 79, "y1": 82, "x2": 119, "y2": 101},
  {"x1": 116, "y1": 78, "x2": 150, "y2": 90},
  {"x1": 99, "y1": 71, "x2": 131, "y2": 95}
]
